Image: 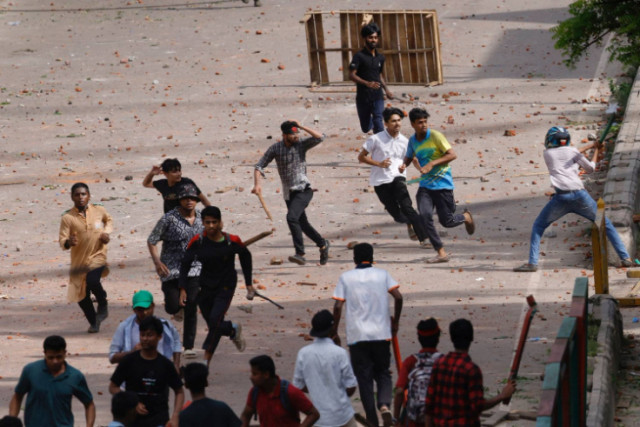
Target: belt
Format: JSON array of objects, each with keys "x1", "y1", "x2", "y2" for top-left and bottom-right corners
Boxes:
[{"x1": 554, "y1": 188, "x2": 581, "y2": 194}]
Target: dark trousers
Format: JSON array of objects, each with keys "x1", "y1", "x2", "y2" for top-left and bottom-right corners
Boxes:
[
  {"x1": 416, "y1": 188, "x2": 465, "y2": 251},
  {"x1": 349, "y1": 340, "x2": 392, "y2": 427},
  {"x1": 77, "y1": 266, "x2": 107, "y2": 326},
  {"x1": 374, "y1": 177, "x2": 429, "y2": 242},
  {"x1": 198, "y1": 287, "x2": 235, "y2": 355},
  {"x1": 285, "y1": 188, "x2": 325, "y2": 255},
  {"x1": 161, "y1": 277, "x2": 199, "y2": 350},
  {"x1": 356, "y1": 98, "x2": 385, "y2": 134}
]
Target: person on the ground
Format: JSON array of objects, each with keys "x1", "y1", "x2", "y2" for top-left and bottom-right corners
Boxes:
[
  {"x1": 392, "y1": 318, "x2": 443, "y2": 427},
  {"x1": 514, "y1": 126, "x2": 637, "y2": 272},
  {"x1": 253, "y1": 120, "x2": 330, "y2": 266},
  {"x1": 180, "y1": 362, "x2": 241, "y2": 427},
  {"x1": 9, "y1": 335, "x2": 95, "y2": 427},
  {"x1": 358, "y1": 107, "x2": 431, "y2": 247},
  {"x1": 109, "y1": 391, "x2": 139, "y2": 427},
  {"x1": 349, "y1": 22, "x2": 394, "y2": 134},
  {"x1": 143, "y1": 158, "x2": 211, "y2": 213},
  {"x1": 109, "y1": 290, "x2": 182, "y2": 371},
  {"x1": 148, "y1": 183, "x2": 203, "y2": 358},
  {"x1": 293, "y1": 309, "x2": 358, "y2": 427},
  {"x1": 179, "y1": 206, "x2": 255, "y2": 366},
  {"x1": 239, "y1": 355, "x2": 320, "y2": 427},
  {"x1": 425, "y1": 319, "x2": 515, "y2": 426},
  {"x1": 401, "y1": 108, "x2": 475, "y2": 264},
  {"x1": 332, "y1": 243, "x2": 403, "y2": 427},
  {"x1": 109, "y1": 316, "x2": 184, "y2": 427},
  {"x1": 59, "y1": 182, "x2": 112, "y2": 333}
]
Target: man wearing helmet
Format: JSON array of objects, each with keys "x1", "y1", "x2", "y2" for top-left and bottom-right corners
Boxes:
[{"x1": 514, "y1": 126, "x2": 636, "y2": 272}]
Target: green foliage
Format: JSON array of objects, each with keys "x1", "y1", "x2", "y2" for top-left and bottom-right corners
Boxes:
[
  {"x1": 551, "y1": 0, "x2": 640, "y2": 68},
  {"x1": 608, "y1": 78, "x2": 633, "y2": 107}
]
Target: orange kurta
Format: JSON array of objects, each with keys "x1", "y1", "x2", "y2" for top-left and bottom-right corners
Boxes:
[{"x1": 58, "y1": 204, "x2": 113, "y2": 302}]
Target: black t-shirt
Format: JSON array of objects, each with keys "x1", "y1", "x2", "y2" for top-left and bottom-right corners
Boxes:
[
  {"x1": 179, "y1": 398, "x2": 241, "y2": 427},
  {"x1": 349, "y1": 48, "x2": 386, "y2": 101},
  {"x1": 179, "y1": 232, "x2": 252, "y2": 293},
  {"x1": 153, "y1": 177, "x2": 201, "y2": 213},
  {"x1": 110, "y1": 351, "x2": 183, "y2": 427}
]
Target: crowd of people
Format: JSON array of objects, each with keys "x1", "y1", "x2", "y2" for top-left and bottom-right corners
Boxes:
[{"x1": 4, "y1": 18, "x2": 637, "y2": 427}]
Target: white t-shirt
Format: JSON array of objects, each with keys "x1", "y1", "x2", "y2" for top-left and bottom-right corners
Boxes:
[
  {"x1": 293, "y1": 337, "x2": 358, "y2": 426},
  {"x1": 544, "y1": 146, "x2": 594, "y2": 191},
  {"x1": 333, "y1": 266, "x2": 399, "y2": 345},
  {"x1": 363, "y1": 130, "x2": 409, "y2": 186}
]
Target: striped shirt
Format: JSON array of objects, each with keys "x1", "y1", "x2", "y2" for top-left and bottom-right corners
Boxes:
[{"x1": 255, "y1": 135, "x2": 324, "y2": 200}]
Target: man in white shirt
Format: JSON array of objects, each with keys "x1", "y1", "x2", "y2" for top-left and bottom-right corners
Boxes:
[
  {"x1": 358, "y1": 107, "x2": 430, "y2": 246},
  {"x1": 293, "y1": 310, "x2": 358, "y2": 427},
  {"x1": 514, "y1": 126, "x2": 636, "y2": 272},
  {"x1": 332, "y1": 243, "x2": 403, "y2": 427}
]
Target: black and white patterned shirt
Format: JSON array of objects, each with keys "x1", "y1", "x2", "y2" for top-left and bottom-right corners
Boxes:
[
  {"x1": 255, "y1": 135, "x2": 325, "y2": 200},
  {"x1": 147, "y1": 208, "x2": 203, "y2": 282}
]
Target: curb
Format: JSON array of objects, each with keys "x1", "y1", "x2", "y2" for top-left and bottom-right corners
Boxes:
[
  {"x1": 586, "y1": 295, "x2": 622, "y2": 427},
  {"x1": 603, "y1": 68, "x2": 640, "y2": 264}
]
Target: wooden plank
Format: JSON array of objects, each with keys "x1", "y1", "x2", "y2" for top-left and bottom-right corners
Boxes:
[
  {"x1": 397, "y1": 12, "x2": 412, "y2": 83},
  {"x1": 422, "y1": 13, "x2": 437, "y2": 85},
  {"x1": 388, "y1": 14, "x2": 403, "y2": 83},
  {"x1": 348, "y1": 12, "x2": 360, "y2": 63},
  {"x1": 305, "y1": 13, "x2": 321, "y2": 85},
  {"x1": 340, "y1": 13, "x2": 350, "y2": 81},
  {"x1": 617, "y1": 297, "x2": 640, "y2": 307},
  {"x1": 381, "y1": 13, "x2": 396, "y2": 83},
  {"x1": 314, "y1": 14, "x2": 329, "y2": 84},
  {"x1": 627, "y1": 271, "x2": 640, "y2": 278},
  {"x1": 405, "y1": 13, "x2": 419, "y2": 84},
  {"x1": 430, "y1": 11, "x2": 443, "y2": 84},
  {"x1": 413, "y1": 12, "x2": 427, "y2": 84}
]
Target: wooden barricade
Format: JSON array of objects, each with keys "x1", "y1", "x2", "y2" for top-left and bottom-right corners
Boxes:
[
  {"x1": 591, "y1": 198, "x2": 609, "y2": 295},
  {"x1": 303, "y1": 10, "x2": 443, "y2": 86},
  {"x1": 536, "y1": 277, "x2": 588, "y2": 426}
]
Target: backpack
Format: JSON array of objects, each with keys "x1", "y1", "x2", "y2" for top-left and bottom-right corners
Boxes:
[
  {"x1": 405, "y1": 352, "x2": 441, "y2": 423},
  {"x1": 250, "y1": 379, "x2": 293, "y2": 421}
]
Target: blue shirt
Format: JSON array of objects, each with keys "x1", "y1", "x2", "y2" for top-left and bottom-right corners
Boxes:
[
  {"x1": 406, "y1": 129, "x2": 455, "y2": 190},
  {"x1": 109, "y1": 314, "x2": 181, "y2": 362},
  {"x1": 15, "y1": 360, "x2": 93, "y2": 427}
]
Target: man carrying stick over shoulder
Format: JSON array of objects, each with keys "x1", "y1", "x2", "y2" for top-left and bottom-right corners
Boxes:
[{"x1": 253, "y1": 121, "x2": 330, "y2": 266}]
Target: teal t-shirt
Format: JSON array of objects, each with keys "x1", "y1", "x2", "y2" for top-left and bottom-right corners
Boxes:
[
  {"x1": 15, "y1": 360, "x2": 93, "y2": 427},
  {"x1": 406, "y1": 129, "x2": 454, "y2": 190}
]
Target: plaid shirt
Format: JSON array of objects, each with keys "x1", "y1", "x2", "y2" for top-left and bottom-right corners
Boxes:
[
  {"x1": 425, "y1": 351, "x2": 484, "y2": 426},
  {"x1": 255, "y1": 135, "x2": 324, "y2": 201}
]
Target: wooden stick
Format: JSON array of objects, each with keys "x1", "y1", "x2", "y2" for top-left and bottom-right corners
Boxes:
[
  {"x1": 255, "y1": 193, "x2": 273, "y2": 221},
  {"x1": 243, "y1": 230, "x2": 274, "y2": 247}
]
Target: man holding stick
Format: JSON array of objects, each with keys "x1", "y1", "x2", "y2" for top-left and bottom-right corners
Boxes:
[{"x1": 253, "y1": 121, "x2": 330, "y2": 266}]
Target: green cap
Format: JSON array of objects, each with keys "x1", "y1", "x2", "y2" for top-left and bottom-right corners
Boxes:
[{"x1": 132, "y1": 290, "x2": 153, "y2": 309}]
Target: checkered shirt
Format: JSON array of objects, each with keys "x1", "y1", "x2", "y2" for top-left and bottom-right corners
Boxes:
[
  {"x1": 255, "y1": 135, "x2": 324, "y2": 200},
  {"x1": 425, "y1": 351, "x2": 485, "y2": 426}
]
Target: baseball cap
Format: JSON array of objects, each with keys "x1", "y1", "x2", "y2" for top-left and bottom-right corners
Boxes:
[
  {"x1": 281, "y1": 121, "x2": 300, "y2": 135},
  {"x1": 132, "y1": 290, "x2": 154, "y2": 309},
  {"x1": 178, "y1": 183, "x2": 200, "y2": 201}
]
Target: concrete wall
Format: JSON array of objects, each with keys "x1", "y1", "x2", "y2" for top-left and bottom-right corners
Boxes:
[{"x1": 603, "y1": 69, "x2": 640, "y2": 264}]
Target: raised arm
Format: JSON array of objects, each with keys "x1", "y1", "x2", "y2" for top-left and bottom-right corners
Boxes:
[{"x1": 143, "y1": 165, "x2": 161, "y2": 188}]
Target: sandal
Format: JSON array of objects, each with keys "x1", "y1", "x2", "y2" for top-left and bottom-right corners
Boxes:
[
  {"x1": 425, "y1": 254, "x2": 450, "y2": 264},
  {"x1": 463, "y1": 208, "x2": 475, "y2": 235}
]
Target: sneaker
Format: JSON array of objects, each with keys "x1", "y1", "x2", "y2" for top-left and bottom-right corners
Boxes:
[
  {"x1": 232, "y1": 323, "x2": 246, "y2": 352},
  {"x1": 419, "y1": 240, "x2": 433, "y2": 249},
  {"x1": 288, "y1": 254, "x2": 306, "y2": 265},
  {"x1": 96, "y1": 303, "x2": 109, "y2": 323},
  {"x1": 463, "y1": 208, "x2": 475, "y2": 235},
  {"x1": 513, "y1": 263, "x2": 538, "y2": 272},
  {"x1": 173, "y1": 308, "x2": 184, "y2": 322},
  {"x1": 183, "y1": 349, "x2": 197, "y2": 359},
  {"x1": 319, "y1": 240, "x2": 330, "y2": 265},
  {"x1": 87, "y1": 320, "x2": 100, "y2": 333},
  {"x1": 621, "y1": 258, "x2": 640, "y2": 268},
  {"x1": 407, "y1": 224, "x2": 418, "y2": 241}
]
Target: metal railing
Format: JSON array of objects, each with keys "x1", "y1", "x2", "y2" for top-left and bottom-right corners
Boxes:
[{"x1": 536, "y1": 277, "x2": 588, "y2": 426}]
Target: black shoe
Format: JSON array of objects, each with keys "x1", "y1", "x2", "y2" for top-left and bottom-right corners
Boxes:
[
  {"x1": 97, "y1": 303, "x2": 109, "y2": 323},
  {"x1": 288, "y1": 254, "x2": 306, "y2": 265},
  {"x1": 319, "y1": 240, "x2": 330, "y2": 265},
  {"x1": 87, "y1": 320, "x2": 100, "y2": 333}
]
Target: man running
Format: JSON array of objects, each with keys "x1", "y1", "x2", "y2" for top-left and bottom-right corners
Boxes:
[
  {"x1": 59, "y1": 182, "x2": 112, "y2": 333},
  {"x1": 253, "y1": 120, "x2": 330, "y2": 266}
]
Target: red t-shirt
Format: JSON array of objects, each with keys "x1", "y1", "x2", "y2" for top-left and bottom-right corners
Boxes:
[
  {"x1": 395, "y1": 348, "x2": 440, "y2": 427},
  {"x1": 245, "y1": 377, "x2": 314, "y2": 427}
]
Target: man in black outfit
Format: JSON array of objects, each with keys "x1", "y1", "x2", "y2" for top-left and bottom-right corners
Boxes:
[
  {"x1": 109, "y1": 316, "x2": 184, "y2": 427},
  {"x1": 179, "y1": 206, "x2": 255, "y2": 366},
  {"x1": 349, "y1": 22, "x2": 394, "y2": 134},
  {"x1": 180, "y1": 362, "x2": 241, "y2": 427}
]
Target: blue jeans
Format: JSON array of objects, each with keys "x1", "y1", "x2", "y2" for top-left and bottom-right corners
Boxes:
[
  {"x1": 356, "y1": 98, "x2": 385, "y2": 134},
  {"x1": 528, "y1": 189, "x2": 629, "y2": 265}
]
